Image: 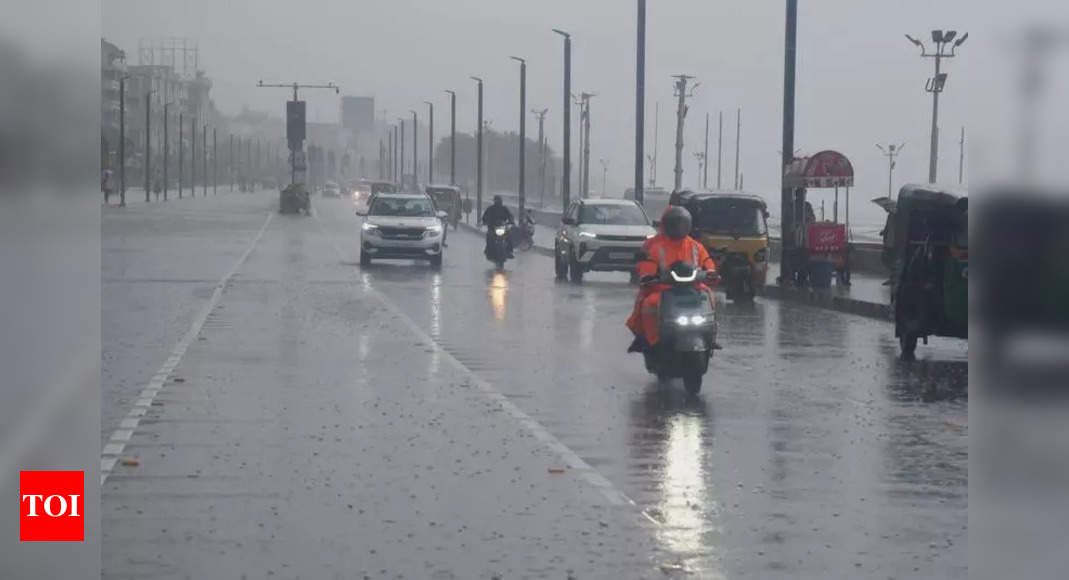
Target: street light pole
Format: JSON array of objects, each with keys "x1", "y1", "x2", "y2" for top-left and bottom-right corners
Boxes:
[
  {"x1": 781, "y1": 0, "x2": 798, "y2": 284},
  {"x1": 410, "y1": 110, "x2": 417, "y2": 190},
  {"x1": 876, "y1": 143, "x2": 905, "y2": 199},
  {"x1": 471, "y1": 76, "x2": 484, "y2": 217},
  {"x1": 634, "y1": 0, "x2": 646, "y2": 205},
  {"x1": 398, "y1": 119, "x2": 405, "y2": 185},
  {"x1": 144, "y1": 91, "x2": 151, "y2": 202},
  {"x1": 553, "y1": 29, "x2": 571, "y2": 210},
  {"x1": 703, "y1": 112, "x2": 709, "y2": 189},
  {"x1": 178, "y1": 111, "x2": 183, "y2": 199},
  {"x1": 163, "y1": 102, "x2": 169, "y2": 201},
  {"x1": 511, "y1": 56, "x2": 527, "y2": 216},
  {"x1": 716, "y1": 111, "x2": 723, "y2": 189},
  {"x1": 580, "y1": 92, "x2": 594, "y2": 199},
  {"x1": 424, "y1": 101, "x2": 434, "y2": 184},
  {"x1": 445, "y1": 90, "x2": 456, "y2": 185},
  {"x1": 906, "y1": 29, "x2": 967, "y2": 183}
]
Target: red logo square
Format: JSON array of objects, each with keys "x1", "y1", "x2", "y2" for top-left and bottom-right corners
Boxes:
[{"x1": 20, "y1": 471, "x2": 84, "y2": 541}]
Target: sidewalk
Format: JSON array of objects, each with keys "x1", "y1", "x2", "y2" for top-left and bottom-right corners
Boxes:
[
  {"x1": 459, "y1": 221, "x2": 892, "y2": 321},
  {"x1": 102, "y1": 185, "x2": 268, "y2": 206},
  {"x1": 760, "y1": 262, "x2": 891, "y2": 320}
]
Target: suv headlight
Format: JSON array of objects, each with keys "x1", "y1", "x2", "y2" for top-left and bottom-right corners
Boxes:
[
  {"x1": 578, "y1": 231, "x2": 597, "y2": 238},
  {"x1": 361, "y1": 223, "x2": 378, "y2": 232},
  {"x1": 426, "y1": 223, "x2": 443, "y2": 235}
]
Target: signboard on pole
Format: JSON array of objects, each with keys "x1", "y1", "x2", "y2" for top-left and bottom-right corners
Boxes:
[{"x1": 287, "y1": 100, "x2": 306, "y2": 151}]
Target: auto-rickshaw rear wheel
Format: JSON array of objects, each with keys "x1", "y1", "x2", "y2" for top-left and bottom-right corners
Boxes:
[{"x1": 899, "y1": 333, "x2": 918, "y2": 360}]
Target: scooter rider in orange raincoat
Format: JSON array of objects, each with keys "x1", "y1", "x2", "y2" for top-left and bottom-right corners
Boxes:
[{"x1": 626, "y1": 205, "x2": 719, "y2": 352}]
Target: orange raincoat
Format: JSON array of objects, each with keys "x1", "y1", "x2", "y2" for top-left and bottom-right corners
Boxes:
[{"x1": 626, "y1": 215, "x2": 717, "y2": 346}]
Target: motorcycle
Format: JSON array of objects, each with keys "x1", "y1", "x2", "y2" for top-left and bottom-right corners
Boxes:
[
  {"x1": 637, "y1": 261, "x2": 719, "y2": 394},
  {"x1": 486, "y1": 223, "x2": 513, "y2": 271}
]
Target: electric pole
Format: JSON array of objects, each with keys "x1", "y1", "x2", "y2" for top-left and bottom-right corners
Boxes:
[
  {"x1": 579, "y1": 92, "x2": 594, "y2": 198},
  {"x1": 734, "y1": 108, "x2": 741, "y2": 190},
  {"x1": 671, "y1": 74, "x2": 697, "y2": 192},
  {"x1": 716, "y1": 111, "x2": 723, "y2": 189},
  {"x1": 958, "y1": 126, "x2": 965, "y2": 184},
  {"x1": 600, "y1": 158, "x2": 609, "y2": 196},
  {"x1": 213, "y1": 128, "x2": 217, "y2": 195},
  {"x1": 703, "y1": 112, "x2": 709, "y2": 189},
  {"x1": 647, "y1": 101, "x2": 659, "y2": 187},
  {"x1": 228, "y1": 134, "x2": 233, "y2": 191},
  {"x1": 424, "y1": 100, "x2": 434, "y2": 184},
  {"x1": 693, "y1": 152, "x2": 705, "y2": 189},
  {"x1": 532, "y1": 108, "x2": 548, "y2": 207},
  {"x1": 877, "y1": 143, "x2": 905, "y2": 198},
  {"x1": 905, "y1": 30, "x2": 968, "y2": 183}
]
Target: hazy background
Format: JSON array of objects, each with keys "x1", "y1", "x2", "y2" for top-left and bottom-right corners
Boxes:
[{"x1": 100, "y1": 0, "x2": 1043, "y2": 228}]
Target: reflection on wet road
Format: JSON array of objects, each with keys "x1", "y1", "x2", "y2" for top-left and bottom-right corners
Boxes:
[{"x1": 315, "y1": 198, "x2": 968, "y2": 579}]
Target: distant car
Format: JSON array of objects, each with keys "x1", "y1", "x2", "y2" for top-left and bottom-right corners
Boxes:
[
  {"x1": 321, "y1": 181, "x2": 341, "y2": 198},
  {"x1": 357, "y1": 193, "x2": 447, "y2": 268},
  {"x1": 555, "y1": 198, "x2": 656, "y2": 283}
]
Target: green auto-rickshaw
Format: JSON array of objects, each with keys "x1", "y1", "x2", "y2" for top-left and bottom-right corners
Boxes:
[{"x1": 891, "y1": 185, "x2": 968, "y2": 359}]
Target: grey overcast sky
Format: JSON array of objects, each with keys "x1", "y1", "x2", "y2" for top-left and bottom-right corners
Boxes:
[{"x1": 103, "y1": 0, "x2": 1068, "y2": 225}]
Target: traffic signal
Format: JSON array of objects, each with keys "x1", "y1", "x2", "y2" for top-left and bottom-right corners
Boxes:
[{"x1": 287, "y1": 100, "x2": 306, "y2": 151}]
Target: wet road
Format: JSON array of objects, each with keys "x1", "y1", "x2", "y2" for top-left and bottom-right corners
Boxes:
[{"x1": 102, "y1": 193, "x2": 967, "y2": 578}]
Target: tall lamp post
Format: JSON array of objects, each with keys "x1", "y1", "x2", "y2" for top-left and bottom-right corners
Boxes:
[
  {"x1": 410, "y1": 110, "x2": 418, "y2": 190},
  {"x1": 510, "y1": 56, "x2": 527, "y2": 217},
  {"x1": 424, "y1": 100, "x2": 434, "y2": 184},
  {"x1": 470, "y1": 76, "x2": 484, "y2": 217},
  {"x1": 876, "y1": 143, "x2": 905, "y2": 200},
  {"x1": 905, "y1": 29, "x2": 968, "y2": 183},
  {"x1": 634, "y1": 0, "x2": 646, "y2": 205},
  {"x1": 553, "y1": 29, "x2": 571, "y2": 210},
  {"x1": 445, "y1": 90, "x2": 456, "y2": 185}
]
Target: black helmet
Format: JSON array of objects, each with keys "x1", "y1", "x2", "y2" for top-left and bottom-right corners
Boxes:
[
  {"x1": 662, "y1": 206, "x2": 693, "y2": 240},
  {"x1": 493, "y1": 195, "x2": 503, "y2": 206}
]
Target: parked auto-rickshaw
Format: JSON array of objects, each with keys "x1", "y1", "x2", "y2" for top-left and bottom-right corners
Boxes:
[
  {"x1": 426, "y1": 185, "x2": 462, "y2": 230},
  {"x1": 891, "y1": 185, "x2": 968, "y2": 358},
  {"x1": 280, "y1": 183, "x2": 310, "y2": 215},
  {"x1": 670, "y1": 190, "x2": 770, "y2": 301}
]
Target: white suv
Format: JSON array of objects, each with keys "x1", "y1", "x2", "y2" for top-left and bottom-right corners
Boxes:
[
  {"x1": 358, "y1": 193, "x2": 446, "y2": 268},
  {"x1": 554, "y1": 198, "x2": 656, "y2": 283}
]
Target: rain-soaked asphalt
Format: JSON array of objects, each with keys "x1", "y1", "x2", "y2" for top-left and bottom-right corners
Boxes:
[{"x1": 102, "y1": 193, "x2": 967, "y2": 579}]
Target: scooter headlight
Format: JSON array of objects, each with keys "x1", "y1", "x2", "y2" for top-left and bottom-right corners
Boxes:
[{"x1": 494, "y1": 227, "x2": 507, "y2": 236}]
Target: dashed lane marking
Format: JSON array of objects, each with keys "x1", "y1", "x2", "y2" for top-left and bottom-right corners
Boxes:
[
  {"x1": 313, "y1": 213, "x2": 661, "y2": 525},
  {"x1": 100, "y1": 210, "x2": 274, "y2": 485}
]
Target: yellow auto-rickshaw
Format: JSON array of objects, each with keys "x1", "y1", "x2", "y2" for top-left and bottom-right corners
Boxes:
[{"x1": 670, "y1": 190, "x2": 770, "y2": 301}]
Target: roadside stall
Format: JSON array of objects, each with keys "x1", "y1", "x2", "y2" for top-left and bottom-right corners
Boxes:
[{"x1": 783, "y1": 150, "x2": 855, "y2": 288}]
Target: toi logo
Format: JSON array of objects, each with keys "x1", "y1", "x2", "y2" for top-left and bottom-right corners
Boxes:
[{"x1": 20, "y1": 471, "x2": 84, "y2": 541}]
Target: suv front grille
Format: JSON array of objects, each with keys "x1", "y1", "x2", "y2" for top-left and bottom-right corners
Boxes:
[
  {"x1": 596, "y1": 234, "x2": 647, "y2": 242},
  {"x1": 379, "y1": 227, "x2": 425, "y2": 240}
]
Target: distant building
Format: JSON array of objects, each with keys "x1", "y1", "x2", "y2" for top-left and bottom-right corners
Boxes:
[
  {"x1": 101, "y1": 39, "x2": 125, "y2": 169},
  {"x1": 340, "y1": 96, "x2": 374, "y2": 134}
]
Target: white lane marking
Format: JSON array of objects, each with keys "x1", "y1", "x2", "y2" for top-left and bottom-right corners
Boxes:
[
  {"x1": 313, "y1": 214, "x2": 658, "y2": 520},
  {"x1": 100, "y1": 210, "x2": 274, "y2": 485}
]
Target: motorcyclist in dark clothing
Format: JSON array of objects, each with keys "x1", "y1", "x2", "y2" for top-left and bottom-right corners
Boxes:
[{"x1": 481, "y1": 195, "x2": 515, "y2": 258}]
